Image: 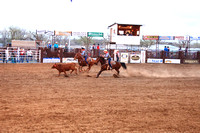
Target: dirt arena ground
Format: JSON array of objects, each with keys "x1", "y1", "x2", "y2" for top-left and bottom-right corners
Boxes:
[{"x1": 0, "y1": 63, "x2": 200, "y2": 132}]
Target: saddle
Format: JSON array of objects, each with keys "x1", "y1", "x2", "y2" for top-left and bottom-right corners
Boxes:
[{"x1": 86, "y1": 57, "x2": 93, "y2": 63}]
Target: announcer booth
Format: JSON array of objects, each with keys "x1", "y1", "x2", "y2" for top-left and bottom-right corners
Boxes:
[
  {"x1": 108, "y1": 23, "x2": 143, "y2": 63},
  {"x1": 108, "y1": 23, "x2": 142, "y2": 45}
]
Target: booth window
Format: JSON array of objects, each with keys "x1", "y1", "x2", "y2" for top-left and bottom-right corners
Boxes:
[{"x1": 117, "y1": 25, "x2": 140, "y2": 36}]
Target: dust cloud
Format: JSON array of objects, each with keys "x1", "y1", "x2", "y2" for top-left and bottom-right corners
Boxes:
[{"x1": 120, "y1": 64, "x2": 200, "y2": 78}]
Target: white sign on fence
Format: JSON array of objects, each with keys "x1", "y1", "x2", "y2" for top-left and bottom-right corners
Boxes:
[
  {"x1": 63, "y1": 58, "x2": 78, "y2": 63},
  {"x1": 43, "y1": 58, "x2": 60, "y2": 63},
  {"x1": 120, "y1": 53, "x2": 129, "y2": 63},
  {"x1": 165, "y1": 59, "x2": 180, "y2": 64},
  {"x1": 72, "y1": 32, "x2": 87, "y2": 37},
  {"x1": 130, "y1": 53, "x2": 141, "y2": 63},
  {"x1": 147, "y1": 58, "x2": 163, "y2": 63}
]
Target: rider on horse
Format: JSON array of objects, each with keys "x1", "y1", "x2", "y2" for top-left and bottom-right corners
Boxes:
[
  {"x1": 81, "y1": 47, "x2": 88, "y2": 64},
  {"x1": 103, "y1": 49, "x2": 112, "y2": 70}
]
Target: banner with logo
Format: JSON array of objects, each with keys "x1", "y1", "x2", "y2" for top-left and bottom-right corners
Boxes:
[
  {"x1": 62, "y1": 58, "x2": 78, "y2": 63},
  {"x1": 190, "y1": 36, "x2": 200, "y2": 41},
  {"x1": 159, "y1": 36, "x2": 174, "y2": 40},
  {"x1": 143, "y1": 35, "x2": 159, "y2": 40},
  {"x1": 130, "y1": 53, "x2": 140, "y2": 63},
  {"x1": 43, "y1": 58, "x2": 60, "y2": 63},
  {"x1": 174, "y1": 36, "x2": 184, "y2": 41},
  {"x1": 120, "y1": 53, "x2": 129, "y2": 63},
  {"x1": 55, "y1": 31, "x2": 72, "y2": 36},
  {"x1": 147, "y1": 58, "x2": 163, "y2": 63},
  {"x1": 72, "y1": 32, "x2": 87, "y2": 37},
  {"x1": 45, "y1": 31, "x2": 54, "y2": 36},
  {"x1": 184, "y1": 59, "x2": 199, "y2": 64},
  {"x1": 165, "y1": 59, "x2": 180, "y2": 64},
  {"x1": 36, "y1": 30, "x2": 54, "y2": 35}
]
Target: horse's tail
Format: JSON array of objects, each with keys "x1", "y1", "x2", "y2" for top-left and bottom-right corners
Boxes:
[{"x1": 120, "y1": 62, "x2": 127, "y2": 69}]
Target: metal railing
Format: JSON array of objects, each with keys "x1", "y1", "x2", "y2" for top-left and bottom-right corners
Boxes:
[{"x1": 0, "y1": 48, "x2": 41, "y2": 63}]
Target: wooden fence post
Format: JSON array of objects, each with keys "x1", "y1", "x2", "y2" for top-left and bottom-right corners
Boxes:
[
  {"x1": 40, "y1": 48, "x2": 43, "y2": 63},
  {"x1": 161, "y1": 51, "x2": 165, "y2": 63},
  {"x1": 60, "y1": 48, "x2": 63, "y2": 63},
  {"x1": 197, "y1": 51, "x2": 200, "y2": 64},
  {"x1": 178, "y1": 51, "x2": 184, "y2": 64}
]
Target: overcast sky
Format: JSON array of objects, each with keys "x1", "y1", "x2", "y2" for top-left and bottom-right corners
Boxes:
[{"x1": 1, "y1": 0, "x2": 200, "y2": 36}]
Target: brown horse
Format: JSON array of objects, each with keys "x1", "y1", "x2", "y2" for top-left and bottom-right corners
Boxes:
[
  {"x1": 74, "y1": 52, "x2": 96, "y2": 72},
  {"x1": 95, "y1": 56, "x2": 127, "y2": 78},
  {"x1": 43, "y1": 47, "x2": 60, "y2": 58}
]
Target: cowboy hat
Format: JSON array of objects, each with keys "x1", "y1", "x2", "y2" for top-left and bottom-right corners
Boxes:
[{"x1": 103, "y1": 49, "x2": 108, "y2": 52}]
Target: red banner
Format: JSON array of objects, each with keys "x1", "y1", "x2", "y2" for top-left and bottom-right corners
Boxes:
[{"x1": 174, "y1": 36, "x2": 184, "y2": 41}]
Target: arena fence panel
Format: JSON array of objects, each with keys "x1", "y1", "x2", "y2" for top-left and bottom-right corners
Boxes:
[{"x1": 0, "y1": 48, "x2": 41, "y2": 63}]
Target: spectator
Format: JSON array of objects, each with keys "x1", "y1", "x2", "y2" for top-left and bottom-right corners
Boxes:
[
  {"x1": 54, "y1": 42, "x2": 59, "y2": 51},
  {"x1": 185, "y1": 47, "x2": 188, "y2": 57},
  {"x1": 92, "y1": 43, "x2": 95, "y2": 56},
  {"x1": 47, "y1": 42, "x2": 52, "y2": 49},
  {"x1": 2, "y1": 50, "x2": 7, "y2": 63},
  {"x1": 5, "y1": 49, "x2": 9, "y2": 63},
  {"x1": 26, "y1": 49, "x2": 33, "y2": 63},
  {"x1": 64, "y1": 43, "x2": 68, "y2": 52},
  {"x1": 97, "y1": 44, "x2": 100, "y2": 56},
  {"x1": 92, "y1": 43, "x2": 95, "y2": 49},
  {"x1": 19, "y1": 48, "x2": 25, "y2": 63},
  {"x1": 167, "y1": 46, "x2": 170, "y2": 57},
  {"x1": 116, "y1": 51, "x2": 120, "y2": 62},
  {"x1": 11, "y1": 48, "x2": 16, "y2": 63},
  {"x1": 179, "y1": 46, "x2": 182, "y2": 51},
  {"x1": 164, "y1": 46, "x2": 168, "y2": 57}
]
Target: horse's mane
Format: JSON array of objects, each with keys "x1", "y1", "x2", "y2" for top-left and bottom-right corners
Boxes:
[{"x1": 98, "y1": 56, "x2": 106, "y2": 65}]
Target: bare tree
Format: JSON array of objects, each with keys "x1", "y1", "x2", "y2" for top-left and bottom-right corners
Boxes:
[
  {"x1": 79, "y1": 36, "x2": 94, "y2": 50},
  {"x1": 9, "y1": 26, "x2": 27, "y2": 40},
  {"x1": 140, "y1": 39, "x2": 155, "y2": 48},
  {"x1": 0, "y1": 29, "x2": 10, "y2": 46}
]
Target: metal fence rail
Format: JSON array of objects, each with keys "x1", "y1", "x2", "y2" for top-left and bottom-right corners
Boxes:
[{"x1": 0, "y1": 48, "x2": 41, "y2": 63}]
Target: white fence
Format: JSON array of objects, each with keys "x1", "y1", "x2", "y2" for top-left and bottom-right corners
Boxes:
[{"x1": 0, "y1": 48, "x2": 41, "y2": 63}]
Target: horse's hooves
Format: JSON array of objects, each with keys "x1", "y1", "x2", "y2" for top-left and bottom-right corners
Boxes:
[
  {"x1": 65, "y1": 75, "x2": 69, "y2": 77},
  {"x1": 113, "y1": 74, "x2": 119, "y2": 78}
]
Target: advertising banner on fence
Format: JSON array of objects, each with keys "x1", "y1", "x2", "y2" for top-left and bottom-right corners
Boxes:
[
  {"x1": 55, "y1": 31, "x2": 72, "y2": 36},
  {"x1": 147, "y1": 58, "x2": 163, "y2": 63},
  {"x1": 174, "y1": 36, "x2": 184, "y2": 41},
  {"x1": 165, "y1": 59, "x2": 180, "y2": 64},
  {"x1": 159, "y1": 36, "x2": 174, "y2": 40},
  {"x1": 43, "y1": 58, "x2": 60, "y2": 63},
  {"x1": 63, "y1": 58, "x2": 78, "y2": 63},
  {"x1": 143, "y1": 35, "x2": 159, "y2": 40},
  {"x1": 36, "y1": 30, "x2": 54, "y2": 36},
  {"x1": 72, "y1": 32, "x2": 87, "y2": 37},
  {"x1": 120, "y1": 53, "x2": 129, "y2": 63},
  {"x1": 184, "y1": 59, "x2": 199, "y2": 64},
  {"x1": 130, "y1": 53, "x2": 140, "y2": 63},
  {"x1": 190, "y1": 36, "x2": 200, "y2": 41}
]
